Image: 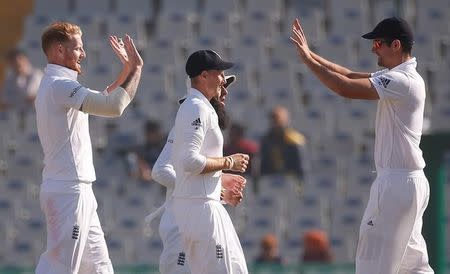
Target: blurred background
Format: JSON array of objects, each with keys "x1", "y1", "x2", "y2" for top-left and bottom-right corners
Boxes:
[{"x1": 0, "y1": 0, "x2": 449, "y2": 273}]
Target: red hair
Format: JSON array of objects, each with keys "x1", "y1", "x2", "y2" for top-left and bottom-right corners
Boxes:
[{"x1": 41, "y1": 21, "x2": 82, "y2": 56}]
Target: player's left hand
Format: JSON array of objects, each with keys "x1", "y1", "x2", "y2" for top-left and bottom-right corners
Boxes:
[
  {"x1": 109, "y1": 35, "x2": 128, "y2": 65},
  {"x1": 290, "y1": 18, "x2": 312, "y2": 61},
  {"x1": 221, "y1": 188, "x2": 243, "y2": 207},
  {"x1": 222, "y1": 173, "x2": 246, "y2": 193}
]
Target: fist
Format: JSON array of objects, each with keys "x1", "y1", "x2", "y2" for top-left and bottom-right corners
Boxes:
[{"x1": 228, "y1": 153, "x2": 250, "y2": 173}]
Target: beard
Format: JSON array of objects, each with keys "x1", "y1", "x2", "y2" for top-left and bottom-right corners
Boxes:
[{"x1": 210, "y1": 97, "x2": 229, "y2": 130}]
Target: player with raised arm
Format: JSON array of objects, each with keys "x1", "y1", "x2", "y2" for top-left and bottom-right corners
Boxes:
[
  {"x1": 35, "y1": 21, "x2": 143, "y2": 274},
  {"x1": 291, "y1": 17, "x2": 433, "y2": 274}
]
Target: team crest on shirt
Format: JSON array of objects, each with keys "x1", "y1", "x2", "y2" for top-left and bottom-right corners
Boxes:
[
  {"x1": 216, "y1": 244, "x2": 224, "y2": 259},
  {"x1": 177, "y1": 252, "x2": 186, "y2": 265},
  {"x1": 72, "y1": 224, "x2": 80, "y2": 240},
  {"x1": 376, "y1": 76, "x2": 391, "y2": 88},
  {"x1": 191, "y1": 117, "x2": 202, "y2": 129},
  {"x1": 69, "y1": 85, "x2": 82, "y2": 97}
]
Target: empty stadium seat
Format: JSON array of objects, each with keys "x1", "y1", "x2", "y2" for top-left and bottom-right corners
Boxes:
[
  {"x1": 114, "y1": 0, "x2": 153, "y2": 18},
  {"x1": 33, "y1": 0, "x2": 70, "y2": 16},
  {"x1": 73, "y1": 0, "x2": 111, "y2": 16},
  {"x1": 327, "y1": 0, "x2": 369, "y2": 37}
]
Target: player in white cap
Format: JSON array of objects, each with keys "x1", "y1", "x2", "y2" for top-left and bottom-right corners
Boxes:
[
  {"x1": 34, "y1": 21, "x2": 143, "y2": 274},
  {"x1": 148, "y1": 75, "x2": 246, "y2": 274},
  {"x1": 291, "y1": 17, "x2": 433, "y2": 274},
  {"x1": 171, "y1": 50, "x2": 249, "y2": 273}
]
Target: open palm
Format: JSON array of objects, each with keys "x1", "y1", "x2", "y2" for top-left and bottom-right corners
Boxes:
[{"x1": 109, "y1": 35, "x2": 128, "y2": 64}]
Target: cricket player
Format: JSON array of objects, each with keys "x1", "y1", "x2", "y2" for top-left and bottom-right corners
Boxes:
[
  {"x1": 171, "y1": 50, "x2": 249, "y2": 273},
  {"x1": 291, "y1": 17, "x2": 433, "y2": 273},
  {"x1": 148, "y1": 75, "x2": 246, "y2": 274},
  {"x1": 34, "y1": 21, "x2": 143, "y2": 274}
]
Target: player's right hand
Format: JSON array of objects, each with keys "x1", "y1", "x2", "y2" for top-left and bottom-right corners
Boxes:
[{"x1": 229, "y1": 153, "x2": 250, "y2": 173}]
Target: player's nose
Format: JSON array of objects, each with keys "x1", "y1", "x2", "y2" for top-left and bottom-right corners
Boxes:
[{"x1": 221, "y1": 87, "x2": 228, "y2": 97}]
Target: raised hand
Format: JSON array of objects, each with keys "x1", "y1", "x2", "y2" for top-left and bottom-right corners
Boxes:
[
  {"x1": 118, "y1": 35, "x2": 143, "y2": 99},
  {"x1": 122, "y1": 34, "x2": 143, "y2": 68},
  {"x1": 290, "y1": 19, "x2": 312, "y2": 61},
  {"x1": 109, "y1": 35, "x2": 128, "y2": 65}
]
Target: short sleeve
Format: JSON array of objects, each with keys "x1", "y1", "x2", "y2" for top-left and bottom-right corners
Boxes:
[
  {"x1": 370, "y1": 69, "x2": 388, "y2": 78},
  {"x1": 50, "y1": 79, "x2": 99, "y2": 110},
  {"x1": 369, "y1": 70, "x2": 410, "y2": 100}
]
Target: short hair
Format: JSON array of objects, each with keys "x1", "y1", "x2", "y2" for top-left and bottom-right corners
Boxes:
[
  {"x1": 399, "y1": 38, "x2": 413, "y2": 54},
  {"x1": 41, "y1": 21, "x2": 82, "y2": 56},
  {"x1": 383, "y1": 37, "x2": 413, "y2": 54}
]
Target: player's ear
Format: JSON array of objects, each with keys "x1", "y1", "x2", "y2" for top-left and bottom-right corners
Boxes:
[
  {"x1": 200, "y1": 70, "x2": 208, "y2": 79},
  {"x1": 392, "y1": 39, "x2": 402, "y2": 52}
]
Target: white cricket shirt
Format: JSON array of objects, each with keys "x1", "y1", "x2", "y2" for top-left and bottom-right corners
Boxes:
[
  {"x1": 35, "y1": 64, "x2": 99, "y2": 184},
  {"x1": 172, "y1": 88, "x2": 223, "y2": 200},
  {"x1": 370, "y1": 57, "x2": 426, "y2": 170}
]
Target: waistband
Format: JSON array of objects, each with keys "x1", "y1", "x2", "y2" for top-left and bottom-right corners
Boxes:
[
  {"x1": 376, "y1": 168, "x2": 424, "y2": 177},
  {"x1": 173, "y1": 197, "x2": 220, "y2": 203}
]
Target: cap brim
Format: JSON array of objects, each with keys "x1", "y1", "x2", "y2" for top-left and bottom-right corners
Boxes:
[
  {"x1": 362, "y1": 32, "x2": 378, "y2": 39},
  {"x1": 224, "y1": 75, "x2": 236, "y2": 88},
  {"x1": 213, "y1": 61, "x2": 234, "y2": 71}
]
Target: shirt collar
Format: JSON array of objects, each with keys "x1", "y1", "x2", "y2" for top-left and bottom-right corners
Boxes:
[
  {"x1": 45, "y1": 64, "x2": 78, "y2": 80},
  {"x1": 188, "y1": 87, "x2": 214, "y2": 111},
  {"x1": 390, "y1": 57, "x2": 417, "y2": 72}
]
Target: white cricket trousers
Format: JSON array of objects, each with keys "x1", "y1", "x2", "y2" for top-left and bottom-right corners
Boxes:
[
  {"x1": 36, "y1": 181, "x2": 113, "y2": 274},
  {"x1": 173, "y1": 198, "x2": 248, "y2": 274},
  {"x1": 356, "y1": 169, "x2": 434, "y2": 274},
  {"x1": 159, "y1": 201, "x2": 190, "y2": 274}
]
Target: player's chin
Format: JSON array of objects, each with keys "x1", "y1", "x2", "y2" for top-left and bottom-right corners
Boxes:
[
  {"x1": 74, "y1": 63, "x2": 83, "y2": 74},
  {"x1": 377, "y1": 58, "x2": 384, "y2": 67}
]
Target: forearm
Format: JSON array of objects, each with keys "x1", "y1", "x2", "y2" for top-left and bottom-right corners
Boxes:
[
  {"x1": 304, "y1": 56, "x2": 377, "y2": 99},
  {"x1": 120, "y1": 66, "x2": 142, "y2": 100},
  {"x1": 310, "y1": 51, "x2": 370, "y2": 79},
  {"x1": 201, "y1": 156, "x2": 232, "y2": 174},
  {"x1": 106, "y1": 65, "x2": 131, "y2": 93},
  {"x1": 304, "y1": 57, "x2": 351, "y2": 97}
]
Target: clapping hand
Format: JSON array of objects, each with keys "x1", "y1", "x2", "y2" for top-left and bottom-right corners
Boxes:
[
  {"x1": 110, "y1": 34, "x2": 143, "y2": 69},
  {"x1": 290, "y1": 19, "x2": 312, "y2": 61},
  {"x1": 109, "y1": 35, "x2": 128, "y2": 64},
  {"x1": 221, "y1": 173, "x2": 246, "y2": 206}
]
